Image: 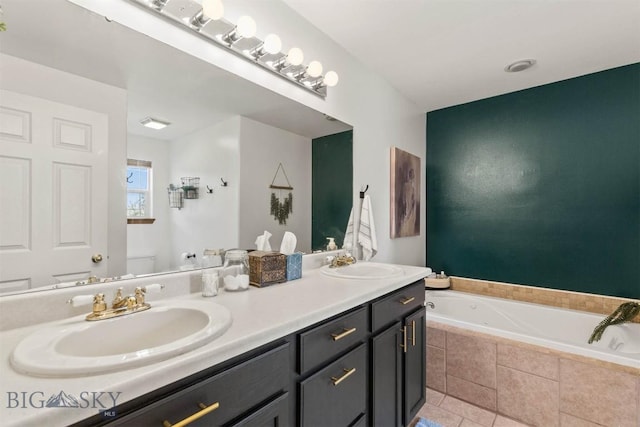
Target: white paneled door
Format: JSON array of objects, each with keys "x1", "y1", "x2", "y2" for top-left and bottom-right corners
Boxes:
[{"x1": 0, "y1": 90, "x2": 108, "y2": 293}]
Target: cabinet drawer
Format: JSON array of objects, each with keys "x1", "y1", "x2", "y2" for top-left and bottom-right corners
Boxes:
[
  {"x1": 229, "y1": 392, "x2": 289, "y2": 427},
  {"x1": 110, "y1": 343, "x2": 289, "y2": 427},
  {"x1": 371, "y1": 281, "x2": 424, "y2": 332},
  {"x1": 299, "y1": 343, "x2": 367, "y2": 427},
  {"x1": 299, "y1": 306, "x2": 367, "y2": 374}
]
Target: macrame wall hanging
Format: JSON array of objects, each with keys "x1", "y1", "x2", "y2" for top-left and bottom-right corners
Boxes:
[{"x1": 269, "y1": 163, "x2": 293, "y2": 225}]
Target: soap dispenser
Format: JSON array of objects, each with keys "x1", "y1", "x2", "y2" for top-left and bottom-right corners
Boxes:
[{"x1": 326, "y1": 237, "x2": 337, "y2": 251}]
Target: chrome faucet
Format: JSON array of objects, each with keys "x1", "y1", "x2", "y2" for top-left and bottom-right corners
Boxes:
[{"x1": 426, "y1": 301, "x2": 435, "y2": 309}]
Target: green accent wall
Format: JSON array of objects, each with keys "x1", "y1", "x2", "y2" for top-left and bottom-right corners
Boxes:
[
  {"x1": 426, "y1": 64, "x2": 640, "y2": 298},
  {"x1": 312, "y1": 130, "x2": 353, "y2": 251}
]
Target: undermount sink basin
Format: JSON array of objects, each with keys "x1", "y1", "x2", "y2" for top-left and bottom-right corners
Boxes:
[
  {"x1": 320, "y1": 262, "x2": 404, "y2": 280},
  {"x1": 11, "y1": 300, "x2": 232, "y2": 377}
]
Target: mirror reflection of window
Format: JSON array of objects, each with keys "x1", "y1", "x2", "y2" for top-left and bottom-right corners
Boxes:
[{"x1": 127, "y1": 159, "x2": 155, "y2": 224}]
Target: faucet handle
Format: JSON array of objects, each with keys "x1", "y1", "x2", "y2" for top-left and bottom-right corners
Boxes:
[
  {"x1": 93, "y1": 293, "x2": 107, "y2": 313},
  {"x1": 111, "y1": 287, "x2": 124, "y2": 306},
  {"x1": 67, "y1": 293, "x2": 107, "y2": 315},
  {"x1": 142, "y1": 283, "x2": 164, "y2": 293},
  {"x1": 134, "y1": 287, "x2": 145, "y2": 305},
  {"x1": 67, "y1": 294, "x2": 95, "y2": 307}
]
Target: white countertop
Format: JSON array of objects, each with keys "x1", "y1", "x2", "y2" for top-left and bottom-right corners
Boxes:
[{"x1": 0, "y1": 263, "x2": 429, "y2": 426}]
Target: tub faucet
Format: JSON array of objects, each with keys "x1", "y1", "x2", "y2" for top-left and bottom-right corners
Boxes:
[
  {"x1": 588, "y1": 301, "x2": 639, "y2": 344},
  {"x1": 426, "y1": 301, "x2": 435, "y2": 309}
]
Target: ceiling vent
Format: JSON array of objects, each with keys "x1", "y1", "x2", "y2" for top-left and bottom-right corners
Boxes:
[{"x1": 505, "y1": 59, "x2": 536, "y2": 73}]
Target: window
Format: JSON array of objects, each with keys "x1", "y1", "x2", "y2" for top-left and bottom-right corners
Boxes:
[{"x1": 127, "y1": 159, "x2": 154, "y2": 224}]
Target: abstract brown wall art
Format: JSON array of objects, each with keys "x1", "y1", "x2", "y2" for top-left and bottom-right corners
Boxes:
[{"x1": 390, "y1": 147, "x2": 420, "y2": 238}]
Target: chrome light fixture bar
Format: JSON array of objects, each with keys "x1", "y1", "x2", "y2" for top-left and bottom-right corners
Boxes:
[{"x1": 129, "y1": 0, "x2": 339, "y2": 98}]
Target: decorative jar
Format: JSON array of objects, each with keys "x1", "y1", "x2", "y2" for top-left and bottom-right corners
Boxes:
[{"x1": 222, "y1": 250, "x2": 250, "y2": 291}]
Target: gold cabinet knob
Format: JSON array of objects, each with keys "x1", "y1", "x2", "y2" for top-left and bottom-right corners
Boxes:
[{"x1": 91, "y1": 254, "x2": 103, "y2": 263}]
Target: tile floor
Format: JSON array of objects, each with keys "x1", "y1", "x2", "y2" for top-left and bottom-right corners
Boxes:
[{"x1": 412, "y1": 388, "x2": 531, "y2": 427}]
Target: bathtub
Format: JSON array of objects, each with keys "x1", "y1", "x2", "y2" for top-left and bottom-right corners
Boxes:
[{"x1": 425, "y1": 290, "x2": 639, "y2": 369}]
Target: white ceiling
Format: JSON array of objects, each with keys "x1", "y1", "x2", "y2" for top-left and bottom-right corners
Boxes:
[
  {"x1": 283, "y1": 0, "x2": 640, "y2": 112},
  {"x1": 3, "y1": 0, "x2": 637, "y2": 133}
]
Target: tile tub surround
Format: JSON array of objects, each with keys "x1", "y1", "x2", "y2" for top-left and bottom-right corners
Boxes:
[
  {"x1": 448, "y1": 277, "x2": 640, "y2": 323},
  {"x1": 426, "y1": 322, "x2": 640, "y2": 427},
  {"x1": 0, "y1": 263, "x2": 430, "y2": 426}
]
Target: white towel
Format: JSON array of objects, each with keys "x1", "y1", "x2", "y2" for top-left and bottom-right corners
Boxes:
[
  {"x1": 342, "y1": 208, "x2": 354, "y2": 251},
  {"x1": 358, "y1": 195, "x2": 377, "y2": 261}
]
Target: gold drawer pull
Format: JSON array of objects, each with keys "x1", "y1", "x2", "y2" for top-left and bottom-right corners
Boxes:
[
  {"x1": 400, "y1": 296, "x2": 415, "y2": 305},
  {"x1": 331, "y1": 327, "x2": 357, "y2": 341},
  {"x1": 162, "y1": 401, "x2": 220, "y2": 427},
  {"x1": 331, "y1": 367, "x2": 356, "y2": 386}
]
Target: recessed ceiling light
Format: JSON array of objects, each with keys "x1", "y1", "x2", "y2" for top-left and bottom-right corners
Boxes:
[
  {"x1": 140, "y1": 117, "x2": 170, "y2": 130},
  {"x1": 505, "y1": 59, "x2": 536, "y2": 73}
]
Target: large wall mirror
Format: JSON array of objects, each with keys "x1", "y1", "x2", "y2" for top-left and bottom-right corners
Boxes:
[{"x1": 0, "y1": 0, "x2": 353, "y2": 295}]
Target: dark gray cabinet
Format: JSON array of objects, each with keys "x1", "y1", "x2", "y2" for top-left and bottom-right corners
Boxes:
[
  {"x1": 297, "y1": 306, "x2": 369, "y2": 427},
  {"x1": 229, "y1": 392, "x2": 289, "y2": 427},
  {"x1": 298, "y1": 306, "x2": 368, "y2": 374},
  {"x1": 371, "y1": 321, "x2": 402, "y2": 427},
  {"x1": 100, "y1": 343, "x2": 290, "y2": 427},
  {"x1": 299, "y1": 343, "x2": 367, "y2": 427},
  {"x1": 403, "y1": 307, "x2": 426, "y2": 424},
  {"x1": 371, "y1": 281, "x2": 426, "y2": 427},
  {"x1": 75, "y1": 279, "x2": 426, "y2": 427}
]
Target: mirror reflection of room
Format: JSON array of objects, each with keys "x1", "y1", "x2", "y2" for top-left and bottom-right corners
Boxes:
[{"x1": 0, "y1": 0, "x2": 352, "y2": 294}]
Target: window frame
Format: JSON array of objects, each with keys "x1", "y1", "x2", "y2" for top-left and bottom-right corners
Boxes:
[{"x1": 126, "y1": 159, "x2": 155, "y2": 224}]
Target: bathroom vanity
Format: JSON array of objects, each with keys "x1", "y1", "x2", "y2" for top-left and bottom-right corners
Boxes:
[{"x1": 0, "y1": 264, "x2": 429, "y2": 426}]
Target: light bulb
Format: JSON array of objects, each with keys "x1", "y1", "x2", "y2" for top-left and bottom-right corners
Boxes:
[
  {"x1": 236, "y1": 16, "x2": 256, "y2": 38},
  {"x1": 323, "y1": 71, "x2": 339, "y2": 87},
  {"x1": 287, "y1": 47, "x2": 304, "y2": 66},
  {"x1": 263, "y1": 34, "x2": 282, "y2": 54},
  {"x1": 307, "y1": 60, "x2": 323, "y2": 78},
  {"x1": 202, "y1": 0, "x2": 224, "y2": 20}
]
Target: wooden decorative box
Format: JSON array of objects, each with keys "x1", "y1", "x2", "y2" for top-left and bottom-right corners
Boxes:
[{"x1": 248, "y1": 251, "x2": 286, "y2": 287}]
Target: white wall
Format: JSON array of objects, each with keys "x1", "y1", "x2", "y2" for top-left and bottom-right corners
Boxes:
[
  {"x1": 126, "y1": 134, "x2": 172, "y2": 273},
  {"x1": 169, "y1": 117, "x2": 241, "y2": 269},
  {"x1": 75, "y1": 0, "x2": 427, "y2": 266},
  {"x1": 0, "y1": 53, "x2": 128, "y2": 276},
  {"x1": 238, "y1": 117, "x2": 312, "y2": 252},
  {"x1": 130, "y1": 116, "x2": 310, "y2": 268}
]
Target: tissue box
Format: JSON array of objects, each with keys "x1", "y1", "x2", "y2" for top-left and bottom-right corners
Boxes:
[
  {"x1": 286, "y1": 252, "x2": 303, "y2": 281},
  {"x1": 248, "y1": 251, "x2": 286, "y2": 287}
]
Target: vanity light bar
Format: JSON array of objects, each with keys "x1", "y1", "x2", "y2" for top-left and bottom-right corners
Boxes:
[{"x1": 130, "y1": 0, "x2": 338, "y2": 98}]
